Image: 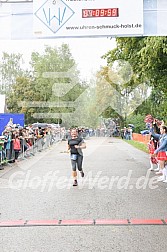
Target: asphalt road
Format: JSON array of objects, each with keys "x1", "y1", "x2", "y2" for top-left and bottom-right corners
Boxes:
[{"x1": 0, "y1": 137, "x2": 167, "y2": 252}]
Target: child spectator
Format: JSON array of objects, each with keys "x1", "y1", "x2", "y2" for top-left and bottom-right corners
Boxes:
[{"x1": 13, "y1": 135, "x2": 21, "y2": 162}]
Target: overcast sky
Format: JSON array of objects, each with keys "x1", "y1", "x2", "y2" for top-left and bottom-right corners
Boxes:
[{"x1": 0, "y1": 37, "x2": 116, "y2": 81}]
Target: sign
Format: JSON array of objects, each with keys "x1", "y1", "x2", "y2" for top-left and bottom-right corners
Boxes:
[
  {"x1": 0, "y1": 113, "x2": 25, "y2": 135},
  {"x1": 33, "y1": 0, "x2": 143, "y2": 38}
]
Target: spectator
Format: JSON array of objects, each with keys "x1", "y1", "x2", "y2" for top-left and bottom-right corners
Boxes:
[
  {"x1": 13, "y1": 135, "x2": 21, "y2": 162},
  {"x1": 151, "y1": 125, "x2": 167, "y2": 181}
]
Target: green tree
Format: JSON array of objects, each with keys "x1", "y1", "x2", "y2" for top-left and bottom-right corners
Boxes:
[
  {"x1": 0, "y1": 52, "x2": 24, "y2": 94},
  {"x1": 7, "y1": 44, "x2": 86, "y2": 125},
  {"x1": 102, "y1": 36, "x2": 167, "y2": 122},
  {"x1": 6, "y1": 77, "x2": 37, "y2": 124}
]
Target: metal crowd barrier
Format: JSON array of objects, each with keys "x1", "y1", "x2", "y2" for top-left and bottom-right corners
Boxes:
[{"x1": 0, "y1": 133, "x2": 61, "y2": 168}]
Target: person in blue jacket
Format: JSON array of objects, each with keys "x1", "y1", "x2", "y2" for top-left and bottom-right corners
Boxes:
[{"x1": 151, "y1": 125, "x2": 167, "y2": 181}]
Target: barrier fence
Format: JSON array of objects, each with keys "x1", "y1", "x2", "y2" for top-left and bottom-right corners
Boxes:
[
  {"x1": 132, "y1": 133, "x2": 150, "y2": 144},
  {"x1": 0, "y1": 134, "x2": 61, "y2": 167}
]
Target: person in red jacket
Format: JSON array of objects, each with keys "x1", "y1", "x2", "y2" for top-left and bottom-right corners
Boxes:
[{"x1": 13, "y1": 135, "x2": 21, "y2": 162}]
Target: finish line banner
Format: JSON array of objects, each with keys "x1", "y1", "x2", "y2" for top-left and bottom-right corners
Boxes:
[{"x1": 33, "y1": 0, "x2": 143, "y2": 38}]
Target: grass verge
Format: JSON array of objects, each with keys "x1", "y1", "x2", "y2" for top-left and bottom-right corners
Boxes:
[{"x1": 123, "y1": 140, "x2": 149, "y2": 153}]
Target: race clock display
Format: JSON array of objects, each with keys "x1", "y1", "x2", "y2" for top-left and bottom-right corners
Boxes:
[{"x1": 82, "y1": 8, "x2": 119, "y2": 18}]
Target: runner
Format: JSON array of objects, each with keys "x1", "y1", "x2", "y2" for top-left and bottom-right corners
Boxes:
[{"x1": 67, "y1": 128, "x2": 86, "y2": 186}]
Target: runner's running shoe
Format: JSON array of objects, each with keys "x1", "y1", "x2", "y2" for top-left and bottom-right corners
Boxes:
[
  {"x1": 80, "y1": 171, "x2": 84, "y2": 177},
  {"x1": 73, "y1": 180, "x2": 78, "y2": 186}
]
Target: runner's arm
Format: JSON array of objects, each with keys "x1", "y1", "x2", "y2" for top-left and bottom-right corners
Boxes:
[{"x1": 75, "y1": 142, "x2": 86, "y2": 149}]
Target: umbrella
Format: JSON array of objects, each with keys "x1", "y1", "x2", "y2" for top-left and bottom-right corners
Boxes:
[
  {"x1": 140, "y1": 130, "x2": 150, "y2": 135},
  {"x1": 32, "y1": 123, "x2": 48, "y2": 129},
  {"x1": 128, "y1": 124, "x2": 135, "y2": 128}
]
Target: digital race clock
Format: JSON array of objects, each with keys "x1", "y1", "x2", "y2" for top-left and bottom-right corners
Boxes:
[{"x1": 82, "y1": 8, "x2": 119, "y2": 18}]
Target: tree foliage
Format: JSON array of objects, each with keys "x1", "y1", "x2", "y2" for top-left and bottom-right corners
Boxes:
[
  {"x1": 102, "y1": 36, "x2": 167, "y2": 127},
  {"x1": 2, "y1": 37, "x2": 167, "y2": 129},
  {"x1": 0, "y1": 52, "x2": 25, "y2": 94},
  {"x1": 6, "y1": 44, "x2": 90, "y2": 127}
]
